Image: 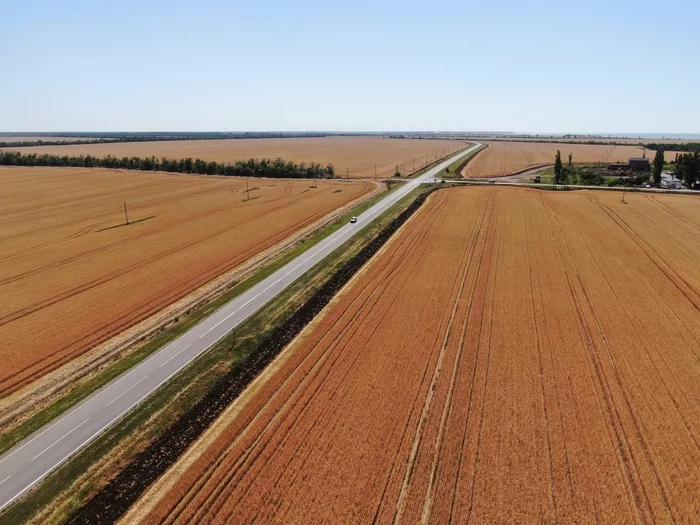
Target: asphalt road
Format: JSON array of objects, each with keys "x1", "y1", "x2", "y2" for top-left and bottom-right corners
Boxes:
[{"x1": 0, "y1": 142, "x2": 483, "y2": 513}]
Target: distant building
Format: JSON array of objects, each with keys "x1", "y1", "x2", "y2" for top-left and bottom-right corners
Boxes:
[
  {"x1": 628, "y1": 157, "x2": 650, "y2": 171},
  {"x1": 608, "y1": 163, "x2": 629, "y2": 171},
  {"x1": 607, "y1": 157, "x2": 651, "y2": 172},
  {"x1": 661, "y1": 172, "x2": 684, "y2": 189}
]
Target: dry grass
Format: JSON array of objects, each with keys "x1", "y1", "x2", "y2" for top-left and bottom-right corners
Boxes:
[
  {"x1": 463, "y1": 141, "x2": 682, "y2": 178},
  {"x1": 0, "y1": 166, "x2": 373, "y2": 398},
  {"x1": 138, "y1": 186, "x2": 700, "y2": 523},
  {"x1": 0, "y1": 136, "x2": 467, "y2": 179}
]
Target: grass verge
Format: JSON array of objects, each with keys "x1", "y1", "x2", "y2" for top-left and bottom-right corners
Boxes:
[
  {"x1": 403, "y1": 144, "x2": 472, "y2": 179},
  {"x1": 0, "y1": 184, "x2": 427, "y2": 525},
  {"x1": 437, "y1": 144, "x2": 485, "y2": 179}
]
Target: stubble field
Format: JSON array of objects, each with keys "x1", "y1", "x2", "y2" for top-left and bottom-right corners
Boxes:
[
  {"x1": 134, "y1": 186, "x2": 700, "y2": 524},
  {"x1": 0, "y1": 167, "x2": 374, "y2": 397},
  {"x1": 466, "y1": 136, "x2": 698, "y2": 145},
  {"x1": 463, "y1": 141, "x2": 680, "y2": 178},
  {"x1": 0, "y1": 136, "x2": 467, "y2": 179}
]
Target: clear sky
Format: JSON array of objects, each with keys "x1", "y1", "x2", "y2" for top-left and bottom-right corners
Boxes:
[{"x1": 3, "y1": 0, "x2": 698, "y2": 134}]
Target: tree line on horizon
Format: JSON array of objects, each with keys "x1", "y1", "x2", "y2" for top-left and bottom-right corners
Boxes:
[
  {"x1": 674, "y1": 151, "x2": 700, "y2": 186},
  {"x1": 0, "y1": 151, "x2": 335, "y2": 179}
]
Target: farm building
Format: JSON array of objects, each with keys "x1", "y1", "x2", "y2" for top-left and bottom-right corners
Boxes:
[
  {"x1": 628, "y1": 157, "x2": 650, "y2": 171},
  {"x1": 608, "y1": 157, "x2": 650, "y2": 172}
]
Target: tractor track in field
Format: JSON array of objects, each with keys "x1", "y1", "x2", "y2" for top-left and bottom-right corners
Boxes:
[
  {"x1": 67, "y1": 185, "x2": 440, "y2": 525},
  {"x1": 171, "y1": 190, "x2": 450, "y2": 524},
  {"x1": 0, "y1": 178, "x2": 373, "y2": 397},
  {"x1": 119, "y1": 187, "x2": 700, "y2": 524},
  {"x1": 0, "y1": 188, "x2": 364, "y2": 396}
]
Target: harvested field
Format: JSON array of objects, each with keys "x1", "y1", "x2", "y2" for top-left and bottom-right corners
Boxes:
[
  {"x1": 463, "y1": 141, "x2": 680, "y2": 178},
  {"x1": 467, "y1": 136, "x2": 699, "y2": 145},
  {"x1": 135, "y1": 186, "x2": 700, "y2": 524},
  {"x1": 0, "y1": 136, "x2": 467, "y2": 179},
  {"x1": 0, "y1": 166, "x2": 373, "y2": 397}
]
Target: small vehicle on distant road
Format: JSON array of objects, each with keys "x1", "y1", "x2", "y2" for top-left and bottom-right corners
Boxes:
[
  {"x1": 350, "y1": 216, "x2": 357, "y2": 223},
  {"x1": 488, "y1": 179, "x2": 495, "y2": 184}
]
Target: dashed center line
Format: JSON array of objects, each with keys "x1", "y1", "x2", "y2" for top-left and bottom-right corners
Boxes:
[
  {"x1": 105, "y1": 376, "x2": 148, "y2": 407},
  {"x1": 31, "y1": 418, "x2": 90, "y2": 461},
  {"x1": 158, "y1": 344, "x2": 192, "y2": 368}
]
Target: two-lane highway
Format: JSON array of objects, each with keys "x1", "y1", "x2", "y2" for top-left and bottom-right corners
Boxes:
[{"x1": 0, "y1": 143, "x2": 483, "y2": 513}]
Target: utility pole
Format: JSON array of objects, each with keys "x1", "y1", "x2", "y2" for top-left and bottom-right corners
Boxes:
[
  {"x1": 123, "y1": 201, "x2": 129, "y2": 225},
  {"x1": 246, "y1": 181, "x2": 249, "y2": 200},
  {"x1": 374, "y1": 164, "x2": 377, "y2": 181}
]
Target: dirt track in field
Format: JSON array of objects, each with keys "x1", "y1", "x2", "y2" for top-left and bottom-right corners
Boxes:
[
  {"x1": 0, "y1": 167, "x2": 373, "y2": 398},
  {"x1": 136, "y1": 186, "x2": 700, "y2": 524},
  {"x1": 0, "y1": 136, "x2": 466, "y2": 179},
  {"x1": 463, "y1": 141, "x2": 681, "y2": 178}
]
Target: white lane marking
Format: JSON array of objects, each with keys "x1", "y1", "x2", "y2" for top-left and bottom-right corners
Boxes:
[
  {"x1": 199, "y1": 230, "x2": 349, "y2": 339},
  {"x1": 0, "y1": 475, "x2": 10, "y2": 485},
  {"x1": 196, "y1": 146, "x2": 472, "y2": 341},
  {"x1": 104, "y1": 376, "x2": 148, "y2": 407},
  {"x1": 0, "y1": 332, "x2": 227, "y2": 513},
  {"x1": 0, "y1": 376, "x2": 167, "y2": 512},
  {"x1": 158, "y1": 344, "x2": 192, "y2": 368},
  {"x1": 0, "y1": 145, "x2": 479, "y2": 512},
  {"x1": 0, "y1": 408, "x2": 79, "y2": 466},
  {"x1": 195, "y1": 154, "x2": 461, "y2": 343},
  {"x1": 31, "y1": 418, "x2": 90, "y2": 461}
]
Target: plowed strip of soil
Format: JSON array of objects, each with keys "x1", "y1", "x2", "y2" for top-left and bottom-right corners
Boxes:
[
  {"x1": 133, "y1": 187, "x2": 700, "y2": 524},
  {"x1": 0, "y1": 167, "x2": 372, "y2": 397}
]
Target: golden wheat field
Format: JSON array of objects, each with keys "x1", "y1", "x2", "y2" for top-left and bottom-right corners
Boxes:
[
  {"x1": 0, "y1": 137, "x2": 467, "y2": 179},
  {"x1": 133, "y1": 186, "x2": 700, "y2": 524},
  {"x1": 467, "y1": 136, "x2": 696, "y2": 145},
  {"x1": 463, "y1": 141, "x2": 681, "y2": 178},
  {"x1": 0, "y1": 166, "x2": 374, "y2": 397}
]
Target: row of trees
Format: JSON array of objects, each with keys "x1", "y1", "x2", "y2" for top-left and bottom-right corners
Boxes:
[
  {"x1": 553, "y1": 150, "x2": 574, "y2": 184},
  {"x1": 675, "y1": 152, "x2": 700, "y2": 186},
  {"x1": 0, "y1": 139, "x2": 106, "y2": 148},
  {"x1": 0, "y1": 132, "x2": 332, "y2": 148},
  {"x1": 0, "y1": 151, "x2": 335, "y2": 179},
  {"x1": 645, "y1": 143, "x2": 700, "y2": 153}
]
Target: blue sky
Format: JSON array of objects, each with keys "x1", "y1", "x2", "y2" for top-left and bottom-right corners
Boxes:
[{"x1": 3, "y1": 0, "x2": 698, "y2": 133}]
